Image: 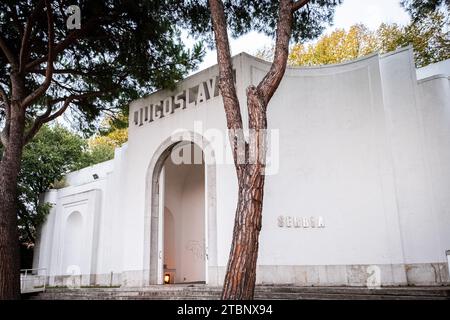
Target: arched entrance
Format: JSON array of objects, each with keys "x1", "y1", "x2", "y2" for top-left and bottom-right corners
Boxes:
[
  {"x1": 144, "y1": 131, "x2": 217, "y2": 285},
  {"x1": 163, "y1": 143, "x2": 205, "y2": 283}
]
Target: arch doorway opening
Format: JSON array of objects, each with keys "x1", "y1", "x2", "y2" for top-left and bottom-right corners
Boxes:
[{"x1": 159, "y1": 142, "x2": 206, "y2": 284}]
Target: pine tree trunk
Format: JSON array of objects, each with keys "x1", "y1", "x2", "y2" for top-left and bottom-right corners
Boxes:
[
  {"x1": 221, "y1": 88, "x2": 268, "y2": 300},
  {"x1": 0, "y1": 89, "x2": 26, "y2": 300},
  {"x1": 221, "y1": 169, "x2": 266, "y2": 299},
  {"x1": 209, "y1": 0, "x2": 294, "y2": 301}
]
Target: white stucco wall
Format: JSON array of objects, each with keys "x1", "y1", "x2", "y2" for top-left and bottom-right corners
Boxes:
[
  {"x1": 35, "y1": 49, "x2": 450, "y2": 287},
  {"x1": 417, "y1": 75, "x2": 450, "y2": 260},
  {"x1": 417, "y1": 59, "x2": 450, "y2": 80},
  {"x1": 33, "y1": 148, "x2": 127, "y2": 285}
]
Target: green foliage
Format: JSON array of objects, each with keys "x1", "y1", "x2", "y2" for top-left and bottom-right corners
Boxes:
[
  {"x1": 5, "y1": 122, "x2": 127, "y2": 245},
  {"x1": 1, "y1": 0, "x2": 342, "y2": 135},
  {"x1": 375, "y1": 12, "x2": 449, "y2": 68},
  {"x1": 79, "y1": 114, "x2": 129, "y2": 167},
  {"x1": 401, "y1": 0, "x2": 449, "y2": 20},
  {"x1": 16, "y1": 125, "x2": 87, "y2": 244},
  {"x1": 80, "y1": 142, "x2": 115, "y2": 167},
  {"x1": 175, "y1": 0, "x2": 342, "y2": 47},
  {"x1": 0, "y1": 0, "x2": 206, "y2": 135},
  {"x1": 285, "y1": 24, "x2": 377, "y2": 66},
  {"x1": 270, "y1": 12, "x2": 449, "y2": 68}
]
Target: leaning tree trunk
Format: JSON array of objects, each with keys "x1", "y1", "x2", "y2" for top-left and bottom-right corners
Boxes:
[
  {"x1": 221, "y1": 88, "x2": 268, "y2": 300},
  {"x1": 221, "y1": 171, "x2": 265, "y2": 299},
  {"x1": 209, "y1": 0, "x2": 294, "y2": 300},
  {"x1": 0, "y1": 95, "x2": 26, "y2": 300}
]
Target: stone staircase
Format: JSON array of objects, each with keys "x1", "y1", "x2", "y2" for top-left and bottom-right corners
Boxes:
[{"x1": 25, "y1": 285, "x2": 450, "y2": 300}]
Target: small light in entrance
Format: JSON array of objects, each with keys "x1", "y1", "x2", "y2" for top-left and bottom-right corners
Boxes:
[
  {"x1": 164, "y1": 273, "x2": 170, "y2": 284},
  {"x1": 93, "y1": 173, "x2": 99, "y2": 180}
]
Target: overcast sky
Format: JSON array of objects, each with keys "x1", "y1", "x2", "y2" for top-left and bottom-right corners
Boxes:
[{"x1": 194, "y1": 0, "x2": 411, "y2": 71}]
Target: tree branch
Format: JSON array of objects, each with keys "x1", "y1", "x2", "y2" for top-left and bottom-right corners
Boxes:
[
  {"x1": 257, "y1": 0, "x2": 298, "y2": 105},
  {"x1": 209, "y1": 0, "x2": 247, "y2": 170},
  {"x1": 19, "y1": 0, "x2": 46, "y2": 74},
  {"x1": 209, "y1": 0, "x2": 242, "y2": 130},
  {"x1": 39, "y1": 97, "x2": 72, "y2": 123},
  {"x1": 292, "y1": 0, "x2": 310, "y2": 12},
  {"x1": 31, "y1": 68, "x2": 101, "y2": 77},
  {"x1": 21, "y1": 0, "x2": 55, "y2": 109},
  {"x1": 51, "y1": 78, "x2": 88, "y2": 94},
  {"x1": 0, "y1": 36, "x2": 18, "y2": 67},
  {"x1": 22, "y1": 103, "x2": 52, "y2": 145},
  {"x1": 25, "y1": 18, "x2": 98, "y2": 71},
  {"x1": 23, "y1": 91, "x2": 105, "y2": 144},
  {"x1": 7, "y1": 4, "x2": 24, "y2": 38}
]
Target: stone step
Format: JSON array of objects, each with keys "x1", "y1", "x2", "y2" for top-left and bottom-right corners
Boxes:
[
  {"x1": 27, "y1": 285, "x2": 450, "y2": 300},
  {"x1": 40, "y1": 286, "x2": 450, "y2": 296},
  {"x1": 28, "y1": 295, "x2": 447, "y2": 301},
  {"x1": 256, "y1": 286, "x2": 450, "y2": 297}
]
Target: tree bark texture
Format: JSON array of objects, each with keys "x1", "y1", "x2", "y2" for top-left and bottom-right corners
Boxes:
[
  {"x1": 0, "y1": 76, "x2": 26, "y2": 300},
  {"x1": 209, "y1": 0, "x2": 299, "y2": 300},
  {"x1": 0, "y1": 1, "x2": 54, "y2": 299}
]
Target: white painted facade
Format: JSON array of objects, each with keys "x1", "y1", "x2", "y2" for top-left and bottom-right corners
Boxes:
[{"x1": 34, "y1": 48, "x2": 450, "y2": 287}]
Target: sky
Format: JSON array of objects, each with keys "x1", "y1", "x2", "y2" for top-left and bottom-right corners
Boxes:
[{"x1": 194, "y1": 0, "x2": 411, "y2": 71}]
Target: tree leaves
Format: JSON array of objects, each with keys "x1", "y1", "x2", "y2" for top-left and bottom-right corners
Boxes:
[
  {"x1": 283, "y1": 12, "x2": 449, "y2": 68},
  {"x1": 0, "y1": 0, "x2": 206, "y2": 136},
  {"x1": 401, "y1": 0, "x2": 450, "y2": 20},
  {"x1": 16, "y1": 125, "x2": 88, "y2": 245}
]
